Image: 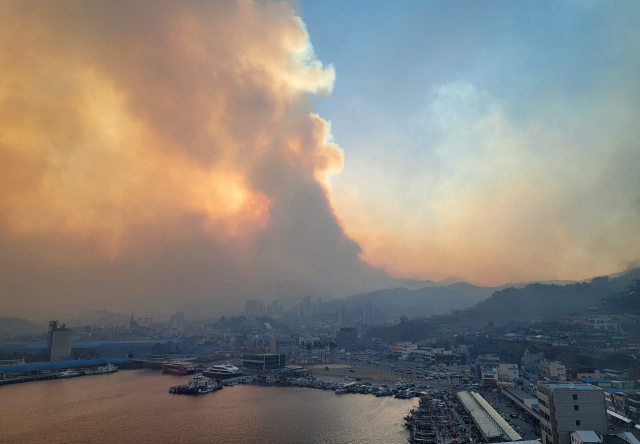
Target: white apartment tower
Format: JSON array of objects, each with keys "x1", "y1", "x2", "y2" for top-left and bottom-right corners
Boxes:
[
  {"x1": 337, "y1": 305, "x2": 350, "y2": 326},
  {"x1": 245, "y1": 300, "x2": 264, "y2": 318},
  {"x1": 363, "y1": 302, "x2": 373, "y2": 325}
]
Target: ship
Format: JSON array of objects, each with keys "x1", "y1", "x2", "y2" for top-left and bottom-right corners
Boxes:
[
  {"x1": 169, "y1": 374, "x2": 223, "y2": 395},
  {"x1": 202, "y1": 362, "x2": 243, "y2": 379},
  {"x1": 162, "y1": 360, "x2": 197, "y2": 375}
]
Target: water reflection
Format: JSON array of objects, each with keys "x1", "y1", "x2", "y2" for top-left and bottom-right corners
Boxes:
[{"x1": 1, "y1": 370, "x2": 416, "y2": 443}]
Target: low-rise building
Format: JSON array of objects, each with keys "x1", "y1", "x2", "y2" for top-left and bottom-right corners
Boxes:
[
  {"x1": 588, "y1": 316, "x2": 618, "y2": 331},
  {"x1": 482, "y1": 369, "x2": 498, "y2": 386},
  {"x1": 499, "y1": 364, "x2": 520, "y2": 382},
  {"x1": 242, "y1": 353, "x2": 286, "y2": 370},
  {"x1": 523, "y1": 348, "x2": 545, "y2": 371},
  {"x1": 540, "y1": 360, "x2": 567, "y2": 381}
]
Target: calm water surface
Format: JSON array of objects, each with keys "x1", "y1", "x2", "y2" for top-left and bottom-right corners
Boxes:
[{"x1": 0, "y1": 369, "x2": 417, "y2": 443}]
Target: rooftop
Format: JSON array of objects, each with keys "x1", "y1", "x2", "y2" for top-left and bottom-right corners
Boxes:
[
  {"x1": 546, "y1": 383, "x2": 600, "y2": 390},
  {"x1": 573, "y1": 430, "x2": 603, "y2": 443}
]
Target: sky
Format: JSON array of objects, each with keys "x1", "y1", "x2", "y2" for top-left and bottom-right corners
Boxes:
[
  {"x1": 0, "y1": 1, "x2": 639, "y2": 319},
  {"x1": 301, "y1": 0, "x2": 640, "y2": 285}
]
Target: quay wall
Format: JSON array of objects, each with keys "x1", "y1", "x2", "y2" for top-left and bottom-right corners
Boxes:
[{"x1": 0, "y1": 357, "x2": 132, "y2": 374}]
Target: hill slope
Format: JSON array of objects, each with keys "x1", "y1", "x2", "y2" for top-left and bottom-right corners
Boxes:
[
  {"x1": 322, "y1": 283, "x2": 495, "y2": 319},
  {"x1": 368, "y1": 268, "x2": 640, "y2": 342},
  {"x1": 0, "y1": 316, "x2": 46, "y2": 336}
]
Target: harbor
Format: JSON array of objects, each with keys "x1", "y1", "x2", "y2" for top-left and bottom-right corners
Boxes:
[{"x1": 0, "y1": 368, "x2": 418, "y2": 443}]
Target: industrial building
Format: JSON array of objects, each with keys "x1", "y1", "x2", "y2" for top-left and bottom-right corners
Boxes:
[
  {"x1": 0, "y1": 338, "x2": 192, "y2": 359},
  {"x1": 538, "y1": 382, "x2": 608, "y2": 444},
  {"x1": 48, "y1": 321, "x2": 73, "y2": 361},
  {"x1": 242, "y1": 353, "x2": 286, "y2": 370}
]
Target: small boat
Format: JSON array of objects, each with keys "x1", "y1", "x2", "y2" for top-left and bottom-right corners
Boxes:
[
  {"x1": 335, "y1": 388, "x2": 348, "y2": 394},
  {"x1": 57, "y1": 369, "x2": 80, "y2": 378},
  {"x1": 95, "y1": 363, "x2": 118, "y2": 374},
  {"x1": 162, "y1": 360, "x2": 196, "y2": 375}
]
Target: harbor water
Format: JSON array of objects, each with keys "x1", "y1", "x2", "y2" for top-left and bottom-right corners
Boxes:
[{"x1": 0, "y1": 369, "x2": 418, "y2": 443}]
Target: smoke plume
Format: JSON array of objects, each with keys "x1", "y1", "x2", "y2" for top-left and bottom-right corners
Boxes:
[{"x1": 0, "y1": 0, "x2": 366, "y2": 318}]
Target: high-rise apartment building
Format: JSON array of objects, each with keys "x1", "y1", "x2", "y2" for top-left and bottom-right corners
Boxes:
[
  {"x1": 245, "y1": 301, "x2": 264, "y2": 318},
  {"x1": 171, "y1": 311, "x2": 185, "y2": 332},
  {"x1": 303, "y1": 296, "x2": 311, "y2": 318},
  {"x1": 537, "y1": 382, "x2": 608, "y2": 444},
  {"x1": 363, "y1": 302, "x2": 373, "y2": 325},
  {"x1": 337, "y1": 305, "x2": 350, "y2": 326},
  {"x1": 270, "y1": 300, "x2": 283, "y2": 319}
]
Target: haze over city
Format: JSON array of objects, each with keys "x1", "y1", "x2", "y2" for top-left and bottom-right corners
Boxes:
[
  {"x1": 0, "y1": 0, "x2": 639, "y2": 322},
  {"x1": 4, "y1": 3, "x2": 640, "y2": 444}
]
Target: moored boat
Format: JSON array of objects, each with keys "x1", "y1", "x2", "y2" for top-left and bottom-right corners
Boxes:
[
  {"x1": 96, "y1": 363, "x2": 118, "y2": 374},
  {"x1": 57, "y1": 369, "x2": 80, "y2": 378},
  {"x1": 162, "y1": 360, "x2": 196, "y2": 375},
  {"x1": 202, "y1": 362, "x2": 243, "y2": 379},
  {"x1": 169, "y1": 374, "x2": 223, "y2": 395}
]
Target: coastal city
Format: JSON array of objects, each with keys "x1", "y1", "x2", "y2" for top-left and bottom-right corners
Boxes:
[
  {"x1": 4, "y1": 289, "x2": 640, "y2": 444},
  {"x1": 2, "y1": 0, "x2": 640, "y2": 443}
]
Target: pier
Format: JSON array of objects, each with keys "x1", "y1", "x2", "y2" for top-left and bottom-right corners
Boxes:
[{"x1": 0, "y1": 357, "x2": 131, "y2": 386}]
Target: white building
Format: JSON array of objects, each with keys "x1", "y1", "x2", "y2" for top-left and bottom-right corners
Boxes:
[
  {"x1": 397, "y1": 342, "x2": 417, "y2": 360},
  {"x1": 571, "y1": 431, "x2": 640, "y2": 444},
  {"x1": 540, "y1": 360, "x2": 566, "y2": 380},
  {"x1": 588, "y1": 316, "x2": 618, "y2": 331},
  {"x1": 499, "y1": 364, "x2": 520, "y2": 382},
  {"x1": 570, "y1": 430, "x2": 602, "y2": 444}
]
